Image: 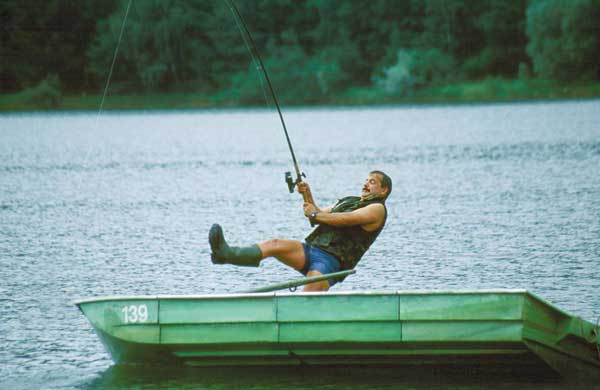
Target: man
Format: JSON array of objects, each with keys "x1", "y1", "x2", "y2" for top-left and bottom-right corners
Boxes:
[{"x1": 209, "y1": 170, "x2": 392, "y2": 291}]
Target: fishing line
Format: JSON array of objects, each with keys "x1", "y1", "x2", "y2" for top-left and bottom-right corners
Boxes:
[
  {"x1": 96, "y1": 0, "x2": 132, "y2": 123},
  {"x1": 86, "y1": 0, "x2": 132, "y2": 165}
]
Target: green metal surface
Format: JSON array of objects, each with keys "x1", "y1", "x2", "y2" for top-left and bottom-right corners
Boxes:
[{"x1": 76, "y1": 290, "x2": 600, "y2": 379}]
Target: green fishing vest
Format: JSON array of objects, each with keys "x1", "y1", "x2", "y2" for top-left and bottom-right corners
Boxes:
[{"x1": 305, "y1": 195, "x2": 387, "y2": 271}]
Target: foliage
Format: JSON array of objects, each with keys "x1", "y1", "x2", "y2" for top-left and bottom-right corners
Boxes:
[
  {"x1": 20, "y1": 74, "x2": 62, "y2": 109},
  {"x1": 222, "y1": 42, "x2": 331, "y2": 105},
  {"x1": 2, "y1": 0, "x2": 600, "y2": 107},
  {"x1": 3, "y1": 79, "x2": 600, "y2": 111},
  {"x1": 374, "y1": 49, "x2": 454, "y2": 95},
  {"x1": 526, "y1": 0, "x2": 600, "y2": 81},
  {"x1": 87, "y1": 0, "x2": 217, "y2": 92},
  {"x1": 465, "y1": 0, "x2": 528, "y2": 78},
  {"x1": 0, "y1": 0, "x2": 115, "y2": 93}
]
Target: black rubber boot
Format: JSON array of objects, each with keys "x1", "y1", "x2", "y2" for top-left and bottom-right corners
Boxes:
[{"x1": 209, "y1": 224, "x2": 262, "y2": 267}]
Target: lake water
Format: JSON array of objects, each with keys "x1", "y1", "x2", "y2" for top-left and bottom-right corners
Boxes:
[{"x1": 1, "y1": 101, "x2": 599, "y2": 389}]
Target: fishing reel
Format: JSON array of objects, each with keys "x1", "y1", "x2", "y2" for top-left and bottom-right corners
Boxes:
[
  {"x1": 285, "y1": 171, "x2": 306, "y2": 193},
  {"x1": 286, "y1": 171, "x2": 314, "y2": 227}
]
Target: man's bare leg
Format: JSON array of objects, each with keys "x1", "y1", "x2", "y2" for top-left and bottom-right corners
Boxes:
[
  {"x1": 210, "y1": 227, "x2": 331, "y2": 291},
  {"x1": 303, "y1": 270, "x2": 330, "y2": 291},
  {"x1": 258, "y1": 240, "x2": 330, "y2": 291},
  {"x1": 210, "y1": 225, "x2": 306, "y2": 269},
  {"x1": 257, "y1": 239, "x2": 305, "y2": 270}
]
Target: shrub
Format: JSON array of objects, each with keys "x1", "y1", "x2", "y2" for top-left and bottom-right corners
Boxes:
[
  {"x1": 21, "y1": 74, "x2": 62, "y2": 109},
  {"x1": 221, "y1": 43, "x2": 340, "y2": 105},
  {"x1": 373, "y1": 48, "x2": 454, "y2": 95},
  {"x1": 526, "y1": 0, "x2": 600, "y2": 81}
]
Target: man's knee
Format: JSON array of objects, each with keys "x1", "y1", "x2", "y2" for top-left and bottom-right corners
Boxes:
[
  {"x1": 265, "y1": 238, "x2": 301, "y2": 249},
  {"x1": 263, "y1": 238, "x2": 283, "y2": 250},
  {"x1": 303, "y1": 271, "x2": 330, "y2": 292},
  {"x1": 260, "y1": 238, "x2": 295, "y2": 256}
]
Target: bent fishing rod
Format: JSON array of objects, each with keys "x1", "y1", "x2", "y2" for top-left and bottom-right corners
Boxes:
[{"x1": 223, "y1": 0, "x2": 307, "y2": 197}]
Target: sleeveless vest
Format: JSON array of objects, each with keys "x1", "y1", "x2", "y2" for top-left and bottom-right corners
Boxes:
[{"x1": 305, "y1": 195, "x2": 387, "y2": 271}]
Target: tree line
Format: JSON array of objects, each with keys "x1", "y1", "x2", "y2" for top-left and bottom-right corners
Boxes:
[{"x1": 1, "y1": 0, "x2": 599, "y2": 105}]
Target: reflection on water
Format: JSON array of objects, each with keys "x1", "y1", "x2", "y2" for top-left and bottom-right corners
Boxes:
[
  {"x1": 1, "y1": 101, "x2": 600, "y2": 389},
  {"x1": 83, "y1": 365, "x2": 568, "y2": 390}
]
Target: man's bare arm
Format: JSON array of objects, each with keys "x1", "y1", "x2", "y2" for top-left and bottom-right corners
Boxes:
[{"x1": 304, "y1": 203, "x2": 385, "y2": 231}]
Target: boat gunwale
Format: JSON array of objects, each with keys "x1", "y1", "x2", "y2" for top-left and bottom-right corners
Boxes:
[
  {"x1": 74, "y1": 289, "x2": 582, "y2": 322},
  {"x1": 75, "y1": 289, "x2": 529, "y2": 306}
]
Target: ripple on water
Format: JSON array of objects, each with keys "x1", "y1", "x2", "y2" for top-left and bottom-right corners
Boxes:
[{"x1": 1, "y1": 103, "x2": 599, "y2": 388}]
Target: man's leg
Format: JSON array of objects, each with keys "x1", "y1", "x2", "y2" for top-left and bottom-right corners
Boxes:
[
  {"x1": 209, "y1": 224, "x2": 263, "y2": 267},
  {"x1": 210, "y1": 224, "x2": 306, "y2": 269},
  {"x1": 302, "y1": 270, "x2": 330, "y2": 291},
  {"x1": 260, "y1": 241, "x2": 329, "y2": 291},
  {"x1": 210, "y1": 225, "x2": 329, "y2": 291},
  {"x1": 257, "y1": 239, "x2": 306, "y2": 270}
]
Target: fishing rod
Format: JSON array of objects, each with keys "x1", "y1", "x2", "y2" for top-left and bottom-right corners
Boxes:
[{"x1": 223, "y1": 0, "x2": 307, "y2": 197}]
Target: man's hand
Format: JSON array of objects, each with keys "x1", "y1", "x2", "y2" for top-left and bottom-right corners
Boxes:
[
  {"x1": 297, "y1": 181, "x2": 316, "y2": 205},
  {"x1": 303, "y1": 202, "x2": 318, "y2": 218},
  {"x1": 297, "y1": 181, "x2": 310, "y2": 195}
]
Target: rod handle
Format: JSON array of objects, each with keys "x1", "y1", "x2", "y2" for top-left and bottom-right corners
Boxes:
[{"x1": 285, "y1": 171, "x2": 314, "y2": 227}]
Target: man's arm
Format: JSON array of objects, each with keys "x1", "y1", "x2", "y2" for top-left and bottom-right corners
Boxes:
[
  {"x1": 304, "y1": 203, "x2": 385, "y2": 231},
  {"x1": 297, "y1": 181, "x2": 335, "y2": 213}
]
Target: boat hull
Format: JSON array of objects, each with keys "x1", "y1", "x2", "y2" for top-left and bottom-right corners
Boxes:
[{"x1": 76, "y1": 290, "x2": 600, "y2": 380}]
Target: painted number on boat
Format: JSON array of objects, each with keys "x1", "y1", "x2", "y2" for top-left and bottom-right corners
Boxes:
[{"x1": 121, "y1": 304, "x2": 148, "y2": 323}]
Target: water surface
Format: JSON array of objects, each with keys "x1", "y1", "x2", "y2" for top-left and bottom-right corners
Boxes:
[{"x1": 1, "y1": 100, "x2": 599, "y2": 389}]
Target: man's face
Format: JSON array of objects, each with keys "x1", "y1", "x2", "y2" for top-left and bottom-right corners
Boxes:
[{"x1": 361, "y1": 173, "x2": 388, "y2": 199}]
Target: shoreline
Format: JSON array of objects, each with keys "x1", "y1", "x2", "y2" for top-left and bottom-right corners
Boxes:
[
  {"x1": 1, "y1": 78, "x2": 600, "y2": 113},
  {"x1": 2, "y1": 96, "x2": 600, "y2": 117}
]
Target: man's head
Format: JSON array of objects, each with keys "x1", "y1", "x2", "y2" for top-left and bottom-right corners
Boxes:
[{"x1": 361, "y1": 170, "x2": 392, "y2": 201}]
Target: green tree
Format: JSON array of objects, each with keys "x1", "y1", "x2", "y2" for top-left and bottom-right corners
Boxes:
[
  {"x1": 308, "y1": 0, "x2": 413, "y2": 86},
  {"x1": 418, "y1": 0, "x2": 485, "y2": 66},
  {"x1": 374, "y1": 48, "x2": 453, "y2": 95},
  {"x1": 203, "y1": 0, "x2": 315, "y2": 92},
  {"x1": 21, "y1": 74, "x2": 62, "y2": 108},
  {"x1": 526, "y1": 0, "x2": 600, "y2": 81},
  {"x1": 414, "y1": 0, "x2": 530, "y2": 80},
  {"x1": 0, "y1": 0, "x2": 115, "y2": 93},
  {"x1": 224, "y1": 30, "x2": 327, "y2": 105},
  {"x1": 464, "y1": 0, "x2": 528, "y2": 78},
  {"x1": 88, "y1": 0, "x2": 217, "y2": 92}
]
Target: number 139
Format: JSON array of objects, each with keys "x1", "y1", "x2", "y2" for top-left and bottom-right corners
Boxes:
[{"x1": 121, "y1": 304, "x2": 148, "y2": 323}]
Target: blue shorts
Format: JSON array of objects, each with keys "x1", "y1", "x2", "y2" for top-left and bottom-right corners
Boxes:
[{"x1": 301, "y1": 243, "x2": 342, "y2": 287}]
